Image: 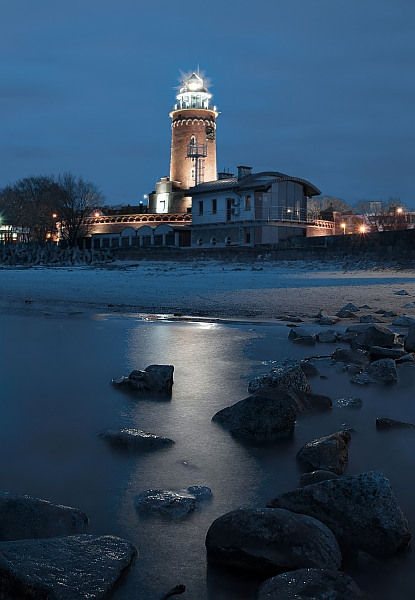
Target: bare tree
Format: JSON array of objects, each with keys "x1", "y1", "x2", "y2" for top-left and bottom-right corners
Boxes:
[
  {"x1": 56, "y1": 173, "x2": 104, "y2": 246},
  {"x1": 0, "y1": 176, "x2": 59, "y2": 242}
]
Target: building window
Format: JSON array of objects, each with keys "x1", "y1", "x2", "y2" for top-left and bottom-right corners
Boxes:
[
  {"x1": 198, "y1": 201, "x2": 204, "y2": 216},
  {"x1": 210, "y1": 237, "x2": 216, "y2": 245},
  {"x1": 212, "y1": 199, "x2": 217, "y2": 214},
  {"x1": 225, "y1": 236, "x2": 231, "y2": 246},
  {"x1": 244, "y1": 195, "x2": 251, "y2": 211}
]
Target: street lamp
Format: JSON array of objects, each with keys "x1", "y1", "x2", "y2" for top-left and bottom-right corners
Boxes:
[{"x1": 359, "y1": 225, "x2": 366, "y2": 234}]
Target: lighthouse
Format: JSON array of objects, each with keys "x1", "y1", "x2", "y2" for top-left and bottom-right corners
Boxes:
[
  {"x1": 148, "y1": 70, "x2": 218, "y2": 214},
  {"x1": 170, "y1": 72, "x2": 219, "y2": 189}
]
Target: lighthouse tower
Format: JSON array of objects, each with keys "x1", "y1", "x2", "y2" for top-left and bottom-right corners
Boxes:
[{"x1": 169, "y1": 72, "x2": 219, "y2": 189}]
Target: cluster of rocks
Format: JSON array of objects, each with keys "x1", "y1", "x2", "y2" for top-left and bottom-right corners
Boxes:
[
  {"x1": 0, "y1": 243, "x2": 113, "y2": 266},
  {"x1": 0, "y1": 364, "x2": 190, "y2": 598},
  {"x1": 0, "y1": 492, "x2": 136, "y2": 598},
  {"x1": 205, "y1": 309, "x2": 414, "y2": 598}
]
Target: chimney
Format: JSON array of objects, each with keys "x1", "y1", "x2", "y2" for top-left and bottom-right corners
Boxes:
[{"x1": 237, "y1": 165, "x2": 252, "y2": 179}]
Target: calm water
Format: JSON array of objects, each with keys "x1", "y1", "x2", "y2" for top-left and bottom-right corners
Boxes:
[{"x1": 0, "y1": 312, "x2": 414, "y2": 599}]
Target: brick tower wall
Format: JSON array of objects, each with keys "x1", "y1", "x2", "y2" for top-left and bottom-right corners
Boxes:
[{"x1": 169, "y1": 109, "x2": 218, "y2": 189}]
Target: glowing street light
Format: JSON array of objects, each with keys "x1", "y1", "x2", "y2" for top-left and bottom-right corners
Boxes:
[
  {"x1": 396, "y1": 207, "x2": 403, "y2": 214},
  {"x1": 341, "y1": 222, "x2": 346, "y2": 235},
  {"x1": 359, "y1": 225, "x2": 366, "y2": 234}
]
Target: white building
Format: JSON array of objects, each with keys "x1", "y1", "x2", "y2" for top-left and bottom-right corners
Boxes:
[{"x1": 190, "y1": 166, "x2": 321, "y2": 247}]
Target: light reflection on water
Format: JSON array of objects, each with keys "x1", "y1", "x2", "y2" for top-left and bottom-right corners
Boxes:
[{"x1": 0, "y1": 313, "x2": 414, "y2": 599}]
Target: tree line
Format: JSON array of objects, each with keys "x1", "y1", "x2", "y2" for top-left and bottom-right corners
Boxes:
[{"x1": 0, "y1": 173, "x2": 104, "y2": 246}]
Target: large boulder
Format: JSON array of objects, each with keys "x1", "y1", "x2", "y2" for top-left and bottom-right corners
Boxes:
[
  {"x1": 267, "y1": 471, "x2": 411, "y2": 558},
  {"x1": 298, "y1": 470, "x2": 340, "y2": 488},
  {"x1": 369, "y1": 346, "x2": 406, "y2": 361},
  {"x1": 288, "y1": 328, "x2": 316, "y2": 346},
  {"x1": 0, "y1": 534, "x2": 136, "y2": 600},
  {"x1": 296, "y1": 430, "x2": 351, "y2": 475},
  {"x1": 376, "y1": 417, "x2": 415, "y2": 430},
  {"x1": 346, "y1": 324, "x2": 395, "y2": 349},
  {"x1": 205, "y1": 508, "x2": 341, "y2": 578},
  {"x1": 0, "y1": 493, "x2": 88, "y2": 541},
  {"x1": 248, "y1": 358, "x2": 312, "y2": 394},
  {"x1": 134, "y1": 486, "x2": 211, "y2": 519},
  {"x1": 257, "y1": 568, "x2": 365, "y2": 600},
  {"x1": 212, "y1": 388, "x2": 331, "y2": 442},
  {"x1": 365, "y1": 358, "x2": 398, "y2": 383},
  {"x1": 331, "y1": 348, "x2": 369, "y2": 365},
  {"x1": 98, "y1": 428, "x2": 174, "y2": 450},
  {"x1": 112, "y1": 364, "x2": 174, "y2": 394}
]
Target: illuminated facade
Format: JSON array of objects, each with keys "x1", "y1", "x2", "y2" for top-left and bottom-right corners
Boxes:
[{"x1": 148, "y1": 71, "x2": 218, "y2": 214}]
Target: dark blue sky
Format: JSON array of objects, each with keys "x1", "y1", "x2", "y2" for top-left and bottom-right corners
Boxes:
[{"x1": 1, "y1": 0, "x2": 414, "y2": 208}]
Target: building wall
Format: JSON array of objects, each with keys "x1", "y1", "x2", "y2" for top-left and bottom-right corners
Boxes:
[{"x1": 169, "y1": 109, "x2": 217, "y2": 188}]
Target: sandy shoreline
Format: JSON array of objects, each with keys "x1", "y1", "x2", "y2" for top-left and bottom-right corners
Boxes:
[{"x1": 1, "y1": 260, "x2": 415, "y2": 322}]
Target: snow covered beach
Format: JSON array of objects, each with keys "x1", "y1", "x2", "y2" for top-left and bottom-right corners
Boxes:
[{"x1": 1, "y1": 259, "x2": 415, "y2": 321}]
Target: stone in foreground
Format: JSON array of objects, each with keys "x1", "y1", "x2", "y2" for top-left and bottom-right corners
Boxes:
[
  {"x1": 99, "y1": 428, "x2": 174, "y2": 450},
  {"x1": 296, "y1": 430, "x2": 351, "y2": 475},
  {"x1": 257, "y1": 567, "x2": 364, "y2": 600},
  {"x1": 267, "y1": 471, "x2": 411, "y2": 558},
  {"x1": 248, "y1": 358, "x2": 311, "y2": 394},
  {"x1": 112, "y1": 364, "x2": 174, "y2": 394},
  {"x1": 0, "y1": 492, "x2": 88, "y2": 541},
  {"x1": 212, "y1": 387, "x2": 331, "y2": 442},
  {"x1": 205, "y1": 508, "x2": 341, "y2": 578},
  {"x1": 134, "y1": 486, "x2": 211, "y2": 518},
  {"x1": 0, "y1": 534, "x2": 136, "y2": 600}
]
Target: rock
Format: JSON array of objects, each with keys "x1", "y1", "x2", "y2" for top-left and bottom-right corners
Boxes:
[
  {"x1": 359, "y1": 314, "x2": 383, "y2": 323},
  {"x1": 212, "y1": 388, "x2": 297, "y2": 440},
  {"x1": 134, "y1": 486, "x2": 211, "y2": 518},
  {"x1": 346, "y1": 324, "x2": 395, "y2": 349},
  {"x1": 98, "y1": 428, "x2": 174, "y2": 450},
  {"x1": 393, "y1": 315, "x2": 415, "y2": 327},
  {"x1": 340, "y1": 302, "x2": 360, "y2": 312},
  {"x1": 112, "y1": 364, "x2": 174, "y2": 394},
  {"x1": 366, "y1": 358, "x2": 398, "y2": 383},
  {"x1": 369, "y1": 346, "x2": 406, "y2": 361},
  {"x1": 298, "y1": 470, "x2": 340, "y2": 488},
  {"x1": 162, "y1": 584, "x2": 186, "y2": 598},
  {"x1": 336, "y1": 309, "x2": 357, "y2": 319},
  {"x1": 300, "y1": 360, "x2": 319, "y2": 377},
  {"x1": 248, "y1": 358, "x2": 311, "y2": 394},
  {"x1": 317, "y1": 315, "x2": 340, "y2": 326},
  {"x1": 0, "y1": 492, "x2": 88, "y2": 541},
  {"x1": 212, "y1": 387, "x2": 331, "y2": 442},
  {"x1": 384, "y1": 310, "x2": 398, "y2": 318},
  {"x1": 396, "y1": 353, "x2": 415, "y2": 364},
  {"x1": 333, "y1": 396, "x2": 363, "y2": 409},
  {"x1": 404, "y1": 323, "x2": 415, "y2": 352},
  {"x1": 257, "y1": 568, "x2": 365, "y2": 600},
  {"x1": 331, "y1": 348, "x2": 369, "y2": 365},
  {"x1": 288, "y1": 327, "x2": 314, "y2": 341},
  {"x1": 205, "y1": 508, "x2": 341, "y2": 578},
  {"x1": 317, "y1": 329, "x2": 339, "y2": 343},
  {"x1": 292, "y1": 390, "x2": 332, "y2": 411},
  {"x1": 0, "y1": 534, "x2": 136, "y2": 599},
  {"x1": 376, "y1": 417, "x2": 415, "y2": 430},
  {"x1": 394, "y1": 289, "x2": 409, "y2": 295},
  {"x1": 296, "y1": 430, "x2": 351, "y2": 475},
  {"x1": 267, "y1": 471, "x2": 411, "y2": 558}
]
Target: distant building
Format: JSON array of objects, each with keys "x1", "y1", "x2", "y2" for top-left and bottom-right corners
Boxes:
[{"x1": 87, "y1": 70, "x2": 322, "y2": 249}]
